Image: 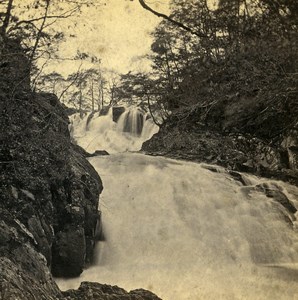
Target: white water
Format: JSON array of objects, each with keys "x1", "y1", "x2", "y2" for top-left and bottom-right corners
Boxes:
[
  {"x1": 69, "y1": 108, "x2": 159, "y2": 153},
  {"x1": 58, "y1": 111, "x2": 298, "y2": 300},
  {"x1": 117, "y1": 107, "x2": 144, "y2": 136}
]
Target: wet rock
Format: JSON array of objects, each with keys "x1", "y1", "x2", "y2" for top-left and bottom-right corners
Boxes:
[
  {"x1": 201, "y1": 164, "x2": 221, "y2": 173},
  {"x1": 242, "y1": 182, "x2": 297, "y2": 225},
  {"x1": 52, "y1": 225, "x2": 86, "y2": 277},
  {"x1": 228, "y1": 171, "x2": 252, "y2": 186},
  {"x1": 87, "y1": 149, "x2": 110, "y2": 157},
  {"x1": 62, "y1": 282, "x2": 162, "y2": 300},
  {"x1": 256, "y1": 183, "x2": 297, "y2": 215},
  {"x1": 112, "y1": 106, "x2": 126, "y2": 122},
  {"x1": 27, "y1": 216, "x2": 53, "y2": 266},
  {"x1": 99, "y1": 106, "x2": 110, "y2": 116},
  {"x1": 1, "y1": 76, "x2": 102, "y2": 297},
  {"x1": 0, "y1": 209, "x2": 62, "y2": 300},
  {"x1": 282, "y1": 128, "x2": 298, "y2": 170}
]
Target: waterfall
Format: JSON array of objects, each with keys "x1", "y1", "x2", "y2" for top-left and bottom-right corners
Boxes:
[
  {"x1": 62, "y1": 108, "x2": 298, "y2": 300},
  {"x1": 69, "y1": 107, "x2": 159, "y2": 153},
  {"x1": 56, "y1": 153, "x2": 298, "y2": 300},
  {"x1": 117, "y1": 107, "x2": 144, "y2": 136}
]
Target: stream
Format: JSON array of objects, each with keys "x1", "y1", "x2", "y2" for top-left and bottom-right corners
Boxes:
[{"x1": 57, "y1": 109, "x2": 298, "y2": 300}]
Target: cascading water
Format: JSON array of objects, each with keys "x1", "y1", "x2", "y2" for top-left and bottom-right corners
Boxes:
[
  {"x1": 69, "y1": 107, "x2": 159, "y2": 153},
  {"x1": 60, "y1": 108, "x2": 298, "y2": 300},
  {"x1": 116, "y1": 107, "x2": 144, "y2": 136}
]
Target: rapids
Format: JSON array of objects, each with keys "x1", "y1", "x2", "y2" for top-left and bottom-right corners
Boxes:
[{"x1": 58, "y1": 109, "x2": 298, "y2": 300}]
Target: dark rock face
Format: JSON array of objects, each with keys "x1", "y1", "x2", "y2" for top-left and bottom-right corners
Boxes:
[
  {"x1": 62, "y1": 282, "x2": 162, "y2": 300},
  {"x1": 51, "y1": 143, "x2": 103, "y2": 277},
  {"x1": 87, "y1": 150, "x2": 110, "y2": 157},
  {"x1": 282, "y1": 129, "x2": 298, "y2": 171},
  {"x1": 143, "y1": 121, "x2": 298, "y2": 185},
  {"x1": 0, "y1": 209, "x2": 62, "y2": 299},
  {"x1": 99, "y1": 106, "x2": 110, "y2": 116},
  {"x1": 112, "y1": 106, "x2": 126, "y2": 122},
  {"x1": 1, "y1": 89, "x2": 103, "y2": 290},
  {"x1": 1, "y1": 42, "x2": 102, "y2": 295},
  {"x1": 0, "y1": 38, "x2": 30, "y2": 94}
]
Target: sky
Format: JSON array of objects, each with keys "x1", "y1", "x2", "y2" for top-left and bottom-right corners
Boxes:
[{"x1": 45, "y1": 0, "x2": 171, "y2": 76}]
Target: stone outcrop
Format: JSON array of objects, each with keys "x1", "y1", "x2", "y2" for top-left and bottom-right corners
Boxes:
[
  {"x1": 143, "y1": 120, "x2": 298, "y2": 186},
  {"x1": 1, "y1": 88, "x2": 103, "y2": 294},
  {"x1": 112, "y1": 106, "x2": 126, "y2": 122}
]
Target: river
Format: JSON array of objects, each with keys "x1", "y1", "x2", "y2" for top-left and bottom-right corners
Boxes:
[{"x1": 57, "y1": 109, "x2": 298, "y2": 300}]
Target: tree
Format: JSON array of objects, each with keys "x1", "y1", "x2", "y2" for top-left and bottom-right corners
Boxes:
[
  {"x1": 138, "y1": 0, "x2": 207, "y2": 38},
  {"x1": 0, "y1": 0, "x2": 103, "y2": 92},
  {"x1": 62, "y1": 64, "x2": 107, "y2": 114},
  {"x1": 139, "y1": 0, "x2": 298, "y2": 137},
  {"x1": 37, "y1": 71, "x2": 65, "y2": 94}
]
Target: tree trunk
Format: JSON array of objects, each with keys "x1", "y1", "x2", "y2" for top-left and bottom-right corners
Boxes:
[
  {"x1": 79, "y1": 82, "x2": 83, "y2": 118},
  {"x1": 146, "y1": 94, "x2": 160, "y2": 126},
  {"x1": 101, "y1": 81, "x2": 104, "y2": 107},
  {"x1": 0, "y1": 0, "x2": 14, "y2": 40},
  {"x1": 91, "y1": 78, "x2": 94, "y2": 112},
  {"x1": 29, "y1": 0, "x2": 50, "y2": 63}
]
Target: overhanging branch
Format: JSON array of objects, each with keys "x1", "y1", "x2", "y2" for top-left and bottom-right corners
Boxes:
[{"x1": 138, "y1": 0, "x2": 207, "y2": 38}]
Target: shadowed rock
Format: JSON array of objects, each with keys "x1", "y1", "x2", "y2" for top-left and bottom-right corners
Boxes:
[{"x1": 62, "y1": 282, "x2": 162, "y2": 300}]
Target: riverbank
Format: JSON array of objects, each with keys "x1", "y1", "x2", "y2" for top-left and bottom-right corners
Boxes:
[{"x1": 142, "y1": 118, "x2": 298, "y2": 186}]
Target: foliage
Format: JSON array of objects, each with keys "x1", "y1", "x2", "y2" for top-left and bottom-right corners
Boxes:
[{"x1": 138, "y1": 0, "x2": 298, "y2": 139}]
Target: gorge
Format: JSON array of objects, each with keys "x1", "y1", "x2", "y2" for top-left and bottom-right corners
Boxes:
[{"x1": 1, "y1": 1, "x2": 297, "y2": 299}]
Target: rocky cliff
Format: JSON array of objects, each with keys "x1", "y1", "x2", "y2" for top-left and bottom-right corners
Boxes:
[{"x1": 0, "y1": 86, "x2": 103, "y2": 294}]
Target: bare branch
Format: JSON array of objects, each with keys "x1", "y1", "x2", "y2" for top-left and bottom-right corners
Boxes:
[
  {"x1": 31, "y1": 55, "x2": 51, "y2": 91},
  {"x1": 8, "y1": 6, "x2": 80, "y2": 32},
  {"x1": 29, "y1": 0, "x2": 51, "y2": 63},
  {"x1": 138, "y1": 0, "x2": 207, "y2": 38},
  {"x1": 58, "y1": 62, "x2": 83, "y2": 101}
]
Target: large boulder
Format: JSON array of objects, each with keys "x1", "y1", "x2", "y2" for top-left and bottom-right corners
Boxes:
[
  {"x1": 282, "y1": 127, "x2": 298, "y2": 170},
  {"x1": 62, "y1": 282, "x2": 162, "y2": 300},
  {"x1": 0, "y1": 209, "x2": 62, "y2": 299},
  {"x1": 112, "y1": 106, "x2": 126, "y2": 122}
]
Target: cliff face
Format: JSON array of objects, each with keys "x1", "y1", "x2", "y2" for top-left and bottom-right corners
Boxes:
[{"x1": 0, "y1": 87, "x2": 104, "y2": 296}]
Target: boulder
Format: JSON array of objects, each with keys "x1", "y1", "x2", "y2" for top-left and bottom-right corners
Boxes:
[
  {"x1": 282, "y1": 128, "x2": 298, "y2": 170},
  {"x1": 62, "y1": 282, "x2": 162, "y2": 300},
  {"x1": 112, "y1": 106, "x2": 126, "y2": 122},
  {"x1": 52, "y1": 225, "x2": 86, "y2": 277}
]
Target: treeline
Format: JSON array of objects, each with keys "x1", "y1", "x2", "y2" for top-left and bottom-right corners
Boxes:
[{"x1": 118, "y1": 0, "x2": 298, "y2": 138}]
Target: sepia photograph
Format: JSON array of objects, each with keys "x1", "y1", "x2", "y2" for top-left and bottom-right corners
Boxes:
[{"x1": 0, "y1": 0, "x2": 298, "y2": 299}]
